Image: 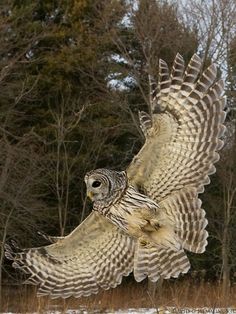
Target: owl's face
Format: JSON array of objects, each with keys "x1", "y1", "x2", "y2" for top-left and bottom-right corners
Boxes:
[{"x1": 84, "y1": 169, "x2": 127, "y2": 204}]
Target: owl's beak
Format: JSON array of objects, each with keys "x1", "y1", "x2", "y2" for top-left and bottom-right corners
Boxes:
[{"x1": 87, "y1": 191, "x2": 94, "y2": 200}]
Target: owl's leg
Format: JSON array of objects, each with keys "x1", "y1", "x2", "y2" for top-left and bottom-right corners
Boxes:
[
  {"x1": 139, "y1": 235, "x2": 154, "y2": 248},
  {"x1": 139, "y1": 238, "x2": 148, "y2": 246}
]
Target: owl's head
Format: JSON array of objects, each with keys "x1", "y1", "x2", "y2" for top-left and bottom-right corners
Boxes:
[{"x1": 84, "y1": 169, "x2": 128, "y2": 205}]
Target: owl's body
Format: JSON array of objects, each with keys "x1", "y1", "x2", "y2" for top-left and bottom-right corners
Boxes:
[
  {"x1": 85, "y1": 169, "x2": 180, "y2": 251},
  {"x1": 5, "y1": 53, "x2": 226, "y2": 298}
]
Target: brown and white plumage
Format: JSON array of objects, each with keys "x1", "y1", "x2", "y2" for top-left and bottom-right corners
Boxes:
[
  {"x1": 85, "y1": 168, "x2": 190, "y2": 282},
  {"x1": 5, "y1": 53, "x2": 226, "y2": 298},
  {"x1": 128, "y1": 53, "x2": 225, "y2": 254},
  {"x1": 5, "y1": 213, "x2": 135, "y2": 298}
]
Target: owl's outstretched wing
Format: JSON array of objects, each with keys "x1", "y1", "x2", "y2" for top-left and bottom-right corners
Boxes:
[
  {"x1": 5, "y1": 212, "x2": 135, "y2": 299},
  {"x1": 127, "y1": 53, "x2": 226, "y2": 254},
  {"x1": 128, "y1": 53, "x2": 226, "y2": 199}
]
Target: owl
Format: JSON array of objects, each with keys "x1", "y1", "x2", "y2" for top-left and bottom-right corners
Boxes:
[
  {"x1": 5, "y1": 53, "x2": 226, "y2": 298},
  {"x1": 85, "y1": 169, "x2": 181, "y2": 253}
]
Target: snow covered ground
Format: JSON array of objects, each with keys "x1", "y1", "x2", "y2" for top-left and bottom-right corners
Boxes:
[{"x1": 2, "y1": 308, "x2": 236, "y2": 314}]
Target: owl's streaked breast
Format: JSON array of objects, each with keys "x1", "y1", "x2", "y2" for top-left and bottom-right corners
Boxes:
[{"x1": 94, "y1": 185, "x2": 159, "y2": 239}]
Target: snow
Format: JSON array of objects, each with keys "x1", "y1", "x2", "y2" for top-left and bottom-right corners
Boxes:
[{"x1": 2, "y1": 308, "x2": 236, "y2": 314}]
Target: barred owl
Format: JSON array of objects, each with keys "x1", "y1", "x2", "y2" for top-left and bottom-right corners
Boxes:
[
  {"x1": 5, "y1": 53, "x2": 226, "y2": 298},
  {"x1": 85, "y1": 169, "x2": 181, "y2": 249}
]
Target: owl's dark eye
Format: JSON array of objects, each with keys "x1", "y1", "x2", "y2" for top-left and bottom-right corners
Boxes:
[{"x1": 92, "y1": 180, "x2": 101, "y2": 188}]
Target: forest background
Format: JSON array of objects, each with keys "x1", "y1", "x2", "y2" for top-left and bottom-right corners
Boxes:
[{"x1": 0, "y1": 0, "x2": 236, "y2": 309}]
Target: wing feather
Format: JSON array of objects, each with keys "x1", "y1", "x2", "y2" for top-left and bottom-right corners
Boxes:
[
  {"x1": 128, "y1": 54, "x2": 225, "y2": 201},
  {"x1": 5, "y1": 212, "x2": 135, "y2": 298},
  {"x1": 127, "y1": 53, "x2": 225, "y2": 255},
  {"x1": 133, "y1": 242, "x2": 190, "y2": 282},
  {"x1": 139, "y1": 111, "x2": 152, "y2": 137}
]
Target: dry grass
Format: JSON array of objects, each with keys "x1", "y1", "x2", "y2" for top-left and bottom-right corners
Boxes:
[{"x1": 1, "y1": 277, "x2": 236, "y2": 313}]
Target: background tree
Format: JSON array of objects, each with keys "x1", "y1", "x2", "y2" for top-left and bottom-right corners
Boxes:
[{"x1": 0, "y1": 0, "x2": 136, "y2": 287}]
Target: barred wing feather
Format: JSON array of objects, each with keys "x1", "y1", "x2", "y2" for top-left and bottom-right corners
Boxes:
[
  {"x1": 5, "y1": 212, "x2": 135, "y2": 299},
  {"x1": 128, "y1": 53, "x2": 226, "y2": 199},
  {"x1": 128, "y1": 53, "x2": 225, "y2": 255},
  {"x1": 134, "y1": 243, "x2": 190, "y2": 282}
]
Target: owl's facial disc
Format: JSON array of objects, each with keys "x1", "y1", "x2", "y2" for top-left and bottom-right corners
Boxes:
[
  {"x1": 85, "y1": 175, "x2": 109, "y2": 202},
  {"x1": 84, "y1": 168, "x2": 127, "y2": 205}
]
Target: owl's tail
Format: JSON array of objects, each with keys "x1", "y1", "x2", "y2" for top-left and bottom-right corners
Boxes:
[
  {"x1": 133, "y1": 242, "x2": 190, "y2": 282},
  {"x1": 159, "y1": 187, "x2": 209, "y2": 254}
]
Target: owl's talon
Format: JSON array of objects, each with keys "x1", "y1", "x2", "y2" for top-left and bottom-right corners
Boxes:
[{"x1": 139, "y1": 239, "x2": 148, "y2": 247}]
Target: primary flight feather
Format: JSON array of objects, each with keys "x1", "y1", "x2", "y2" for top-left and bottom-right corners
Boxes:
[{"x1": 5, "y1": 53, "x2": 226, "y2": 298}]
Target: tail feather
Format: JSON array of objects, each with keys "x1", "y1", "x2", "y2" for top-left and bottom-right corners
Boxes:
[
  {"x1": 134, "y1": 242, "x2": 190, "y2": 282},
  {"x1": 159, "y1": 188, "x2": 208, "y2": 254}
]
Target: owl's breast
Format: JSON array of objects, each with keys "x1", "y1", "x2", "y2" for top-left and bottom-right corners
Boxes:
[
  {"x1": 105, "y1": 187, "x2": 158, "y2": 238},
  {"x1": 93, "y1": 185, "x2": 160, "y2": 241}
]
